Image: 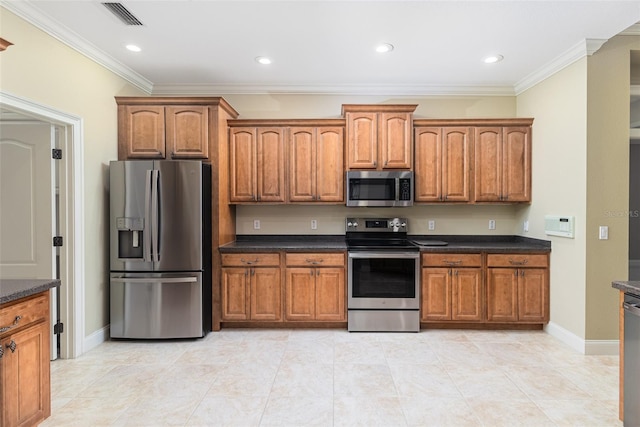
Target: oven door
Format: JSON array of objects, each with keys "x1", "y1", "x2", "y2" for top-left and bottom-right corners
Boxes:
[{"x1": 348, "y1": 251, "x2": 420, "y2": 309}]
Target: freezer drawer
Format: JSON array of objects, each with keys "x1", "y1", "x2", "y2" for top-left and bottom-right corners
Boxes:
[{"x1": 110, "y1": 273, "x2": 203, "y2": 339}]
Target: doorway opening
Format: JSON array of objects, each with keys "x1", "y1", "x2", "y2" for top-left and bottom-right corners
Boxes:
[{"x1": 0, "y1": 91, "x2": 85, "y2": 359}]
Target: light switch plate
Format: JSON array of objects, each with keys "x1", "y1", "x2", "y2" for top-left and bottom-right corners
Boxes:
[{"x1": 599, "y1": 225, "x2": 609, "y2": 240}]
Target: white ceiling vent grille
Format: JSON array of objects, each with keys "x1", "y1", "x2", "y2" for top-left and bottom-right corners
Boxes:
[{"x1": 102, "y1": 3, "x2": 144, "y2": 26}]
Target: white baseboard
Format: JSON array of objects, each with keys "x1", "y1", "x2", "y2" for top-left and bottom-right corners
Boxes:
[
  {"x1": 544, "y1": 321, "x2": 619, "y2": 355},
  {"x1": 83, "y1": 325, "x2": 109, "y2": 355}
]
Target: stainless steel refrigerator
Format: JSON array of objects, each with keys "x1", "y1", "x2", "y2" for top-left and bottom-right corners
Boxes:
[{"x1": 109, "y1": 160, "x2": 211, "y2": 339}]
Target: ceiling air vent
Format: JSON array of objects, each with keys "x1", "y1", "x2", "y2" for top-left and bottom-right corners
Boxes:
[{"x1": 102, "y1": 3, "x2": 144, "y2": 26}]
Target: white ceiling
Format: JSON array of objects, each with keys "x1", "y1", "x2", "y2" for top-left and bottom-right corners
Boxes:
[{"x1": 4, "y1": 0, "x2": 640, "y2": 96}]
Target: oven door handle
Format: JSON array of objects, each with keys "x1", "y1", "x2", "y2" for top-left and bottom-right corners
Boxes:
[{"x1": 348, "y1": 251, "x2": 419, "y2": 259}]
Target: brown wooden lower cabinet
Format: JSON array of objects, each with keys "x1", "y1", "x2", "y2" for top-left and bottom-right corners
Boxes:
[
  {"x1": 486, "y1": 254, "x2": 549, "y2": 323},
  {"x1": 220, "y1": 251, "x2": 346, "y2": 324},
  {"x1": 421, "y1": 253, "x2": 482, "y2": 322},
  {"x1": 221, "y1": 253, "x2": 282, "y2": 321},
  {"x1": 1, "y1": 292, "x2": 51, "y2": 427},
  {"x1": 421, "y1": 252, "x2": 549, "y2": 326}
]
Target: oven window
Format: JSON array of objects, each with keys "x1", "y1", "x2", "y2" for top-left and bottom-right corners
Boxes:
[
  {"x1": 349, "y1": 178, "x2": 396, "y2": 201},
  {"x1": 351, "y1": 258, "x2": 415, "y2": 298}
]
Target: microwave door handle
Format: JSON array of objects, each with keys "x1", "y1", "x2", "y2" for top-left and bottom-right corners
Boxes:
[
  {"x1": 143, "y1": 169, "x2": 153, "y2": 262},
  {"x1": 151, "y1": 169, "x2": 160, "y2": 264},
  {"x1": 395, "y1": 178, "x2": 400, "y2": 202}
]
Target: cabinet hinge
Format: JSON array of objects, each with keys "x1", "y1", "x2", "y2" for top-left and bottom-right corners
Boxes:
[
  {"x1": 52, "y1": 148, "x2": 63, "y2": 159},
  {"x1": 53, "y1": 321, "x2": 64, "y2": 334},
  {"x1": 53, "y1": 236, "x2": 63, "y2": 247}
]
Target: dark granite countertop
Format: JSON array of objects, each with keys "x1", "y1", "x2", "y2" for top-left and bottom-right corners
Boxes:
[
  {"x1": 219, "y1": 235, "x2": 550, "y2": 253},
  {"x1": 0, "y1": 279, "x2": 61, "y2": 305},
  {"x1": 612, "y1": 281, "x2": 640, "y2": 295},
  {"x1": 220, "y1": 235, "x2": 347, "y2": 252}
]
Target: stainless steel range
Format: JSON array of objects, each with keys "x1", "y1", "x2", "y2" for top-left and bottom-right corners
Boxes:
[{"x1": 346, "y1": 217, "x2": 420, "y2": 332}]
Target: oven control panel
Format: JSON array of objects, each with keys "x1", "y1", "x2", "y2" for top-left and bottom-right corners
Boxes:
[{"x1": 346, "y1": 217, "x2": 408, "y2": 232}]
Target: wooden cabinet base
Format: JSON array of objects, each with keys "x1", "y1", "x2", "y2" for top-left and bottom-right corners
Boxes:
[
  {"x1": 220, "y1": 321, "x2": 348, "y2": 329},
  {"x1": 421, "y1": 322, "x2": 544, "y2": 330}
]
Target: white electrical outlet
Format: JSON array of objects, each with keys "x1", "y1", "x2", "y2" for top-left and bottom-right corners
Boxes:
[
  {"x1": 489, "y1": 219, "x2": 496, "y2": 230},
  {"x1": 311, "y1": 219, "x2": 318, "y2": 230},
  {"x1": 599, "y1": 225, "x2": 608, "y2": 240},
  {"x1": 253, "y1": 219, "x2": 260, "y2": 230},
  {"x1": 428, "y1": 220, "x2": 435, "y2": 231},
  {"x1": 523, "y1": 220, "x2": 529, "y2": 232}
]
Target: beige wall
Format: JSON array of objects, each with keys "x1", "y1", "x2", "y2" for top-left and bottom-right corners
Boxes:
[
  {"x1": 0, "y1": 8, "x2": 146, "y2": 338},
  {"x1": 516, "y1": 60, "x2": 589, "y2": 338},
  {"x1": 585, "y1": 35, "x2": 636, "y2": 340}
]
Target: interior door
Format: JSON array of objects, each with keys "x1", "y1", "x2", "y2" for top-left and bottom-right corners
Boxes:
[
  {"x1": 0, "y1": 123, "x2": 57, "y2": 359},
  {"x1": 0, "y1": 123, "x2": 54, "y2": 279}
]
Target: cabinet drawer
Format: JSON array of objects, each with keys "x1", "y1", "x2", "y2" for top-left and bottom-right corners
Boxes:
[
  {"x1": 422, "y1": 253, "x2": 482, "y2": 267},
  {"x1": 0, "y1": 293, "x2": 48, "y2": 338},
  {"x1": 285, "y1": 253, "x2": 345, "y2": 267},
  {"x1": 487, "y1": 254, "x2": 548, "y2": 268},
  {"x1": 221, "y1": 253, "x2": 280, "y2": 267}
]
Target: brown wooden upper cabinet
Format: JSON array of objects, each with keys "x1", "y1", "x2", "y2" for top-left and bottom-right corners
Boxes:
[
  {"x1": 115, "y1": 97, "x2": 238, "y2": 160},
  {"x1": 342, "y1": 104, "x2": 417, "y2": 170},
  {"x1": 414, "y1": 126, "x2": 471, "y2": 202},
  {"x1": 474, "y1": 123, "x2": 532, "y2": 202},
  {"x1": 229, "y1": 127, "x2": 286, "y2": 203},
  {"x1": 289, "y1": 126, "x2": 344, "y2": 203}
]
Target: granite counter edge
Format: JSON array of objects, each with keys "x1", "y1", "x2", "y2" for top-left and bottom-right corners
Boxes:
[{"x1": 0, "y1": 279, "x2": 61, "y2": 305}]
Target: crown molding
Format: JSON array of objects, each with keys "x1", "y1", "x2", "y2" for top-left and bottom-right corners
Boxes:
[
  {"x1": 2, "y1": 1, "x2": 153, "y2": 94},
  {"x1": 621, "y1": 23, "x2": 640, "y2": 36},
  {"x1": 514, "y1": 38, "x2": 608, "y2": 95},
  {"x1": 151, "y1": 83, "x2": 516, "y2": 97}
]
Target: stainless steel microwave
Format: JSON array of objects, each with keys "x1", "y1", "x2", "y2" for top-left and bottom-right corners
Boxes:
[{"x1": 346, "y1": 171, "x2": 414, "y2": 207}]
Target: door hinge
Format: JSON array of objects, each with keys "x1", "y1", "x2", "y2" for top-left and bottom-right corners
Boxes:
[
  {"x1": 53, "y1": 236, "x2": 63, "y2": 247},
  {"x1": 53, "y1": 321, "x2": 64, "y2": 334},
  {"x1": 52, "y1": 148, "x2": 62, "y2": 159}
]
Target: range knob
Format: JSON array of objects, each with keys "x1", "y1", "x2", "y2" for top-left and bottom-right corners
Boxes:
[
  {"x1": 352, "y1": 222, "x2": 358, "y2": 228},
  {"x1": 401, "y1": 222, "x2": 407, "y2": 228}
]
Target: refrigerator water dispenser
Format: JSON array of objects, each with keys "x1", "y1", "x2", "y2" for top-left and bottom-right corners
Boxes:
[{"x1": 117, "y1": 217, "x2": 144, "y2": 259}]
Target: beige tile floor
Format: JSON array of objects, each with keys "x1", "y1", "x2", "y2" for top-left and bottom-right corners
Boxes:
[{"x1": 42, "y1": 329, "x2": 622, "y2": 427}]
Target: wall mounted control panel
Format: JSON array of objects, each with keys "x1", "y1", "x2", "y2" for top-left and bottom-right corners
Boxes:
[{"x1": 545, "y1": 215, "x2": 575, "y2": 238}]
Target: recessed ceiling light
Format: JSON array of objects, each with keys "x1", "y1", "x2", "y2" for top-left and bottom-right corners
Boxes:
[
  {"x1": 255, "y1": 56, "x2": 272, "y2": 65},
  {"x1": 126, "y1": 44, "x2": 141, "y2": 52},
  {"x1": 375, "y1": 43, "x2": 394, "y2": 53},
  {"x1": 484, "y1": 54, "x2": 504, "y2": 64}
]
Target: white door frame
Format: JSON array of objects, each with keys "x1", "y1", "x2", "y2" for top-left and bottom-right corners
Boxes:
[{"x1": 1, "y1": 90, "x2": 85, "y2": 359}]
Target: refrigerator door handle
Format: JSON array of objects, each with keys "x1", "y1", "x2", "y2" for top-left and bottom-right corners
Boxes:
[
  {"x1": 151, "y1": 169, "x2": 160, "y2": 263},
  {"x1": 111, "y1": 277, "x2": 198, "y2": 284},
  {"x1": 143, "y1": 169, "x2": 153, "y2": 262}
]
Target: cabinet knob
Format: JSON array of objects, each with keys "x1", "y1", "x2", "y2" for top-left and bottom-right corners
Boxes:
[
  {"x1": 6, "y1": 340, "x2": 16, "y2": 353},
  {"x1": 0, "y1": 347, "x2": 3, "y2": 359}
]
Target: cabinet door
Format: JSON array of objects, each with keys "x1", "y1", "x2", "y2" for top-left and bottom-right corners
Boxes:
[
  {"x1": 502, "y1": 127, "x2": 531, "y2": 202},
  {"x1": 486, "y1": 268, "x2": 518, "y2": 322},
  {"x1": 165, "y1": 106, "x2": 209, "y2": 159},
  {"x1": 120, "y1": 105, "x2": 166, "y2": 159},
  {"x1": 315, "y1": 127, "x2": 344, "y2": 202},
  {"x1": 251, "y1": 267, "x2": 282, "y2": 320},
  {"x1": 379, "y1": 112, "x2": 412, "y2": 169},
  {"x1": 285, "y1": 268, "x2": 315, "y2": 320},
  {"x1": 315, "y1": 267, "x2": 345, "y2": 321},
  {"x1": 1, "y1": 322, "x2": 50, "y2": 427},
  {"x1": 346, "y1": 112, "x2": 377, "y2": 169},
  {"x1": 414, "y1": 127, "x2": 442, "y2": 202},
  {"x1": 452, "y1": 268, "x2": 482, "y2": 321},
  {"x1": 474, "y1": 127, "x2": 502, "y2": 202},
  {"x1": 289, "y1": 127, "x2": 316, "y2": 202},
  {"x1": 442, "y1": 127, "x2": 470, "y2": 202},
  {"x1": 518, "y1": 268, "x2": 547, "y2": 322},
  {"x1": 421, "y1": 268, "x2": 451, "y2": 321},
  {"x1": 256, "y1": 128, "x2": 285, "y2": 202},
  {"x1": 229, "y1": 128, "x2": 257, "y2": 202},
  {"x1": 221, "y1": 268, "x2": 249, "y2": 320}
]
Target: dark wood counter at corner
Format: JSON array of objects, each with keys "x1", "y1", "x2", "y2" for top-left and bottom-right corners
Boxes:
[{"x1": 0, "y1": 278, "x2": 61, "y2": 305}]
